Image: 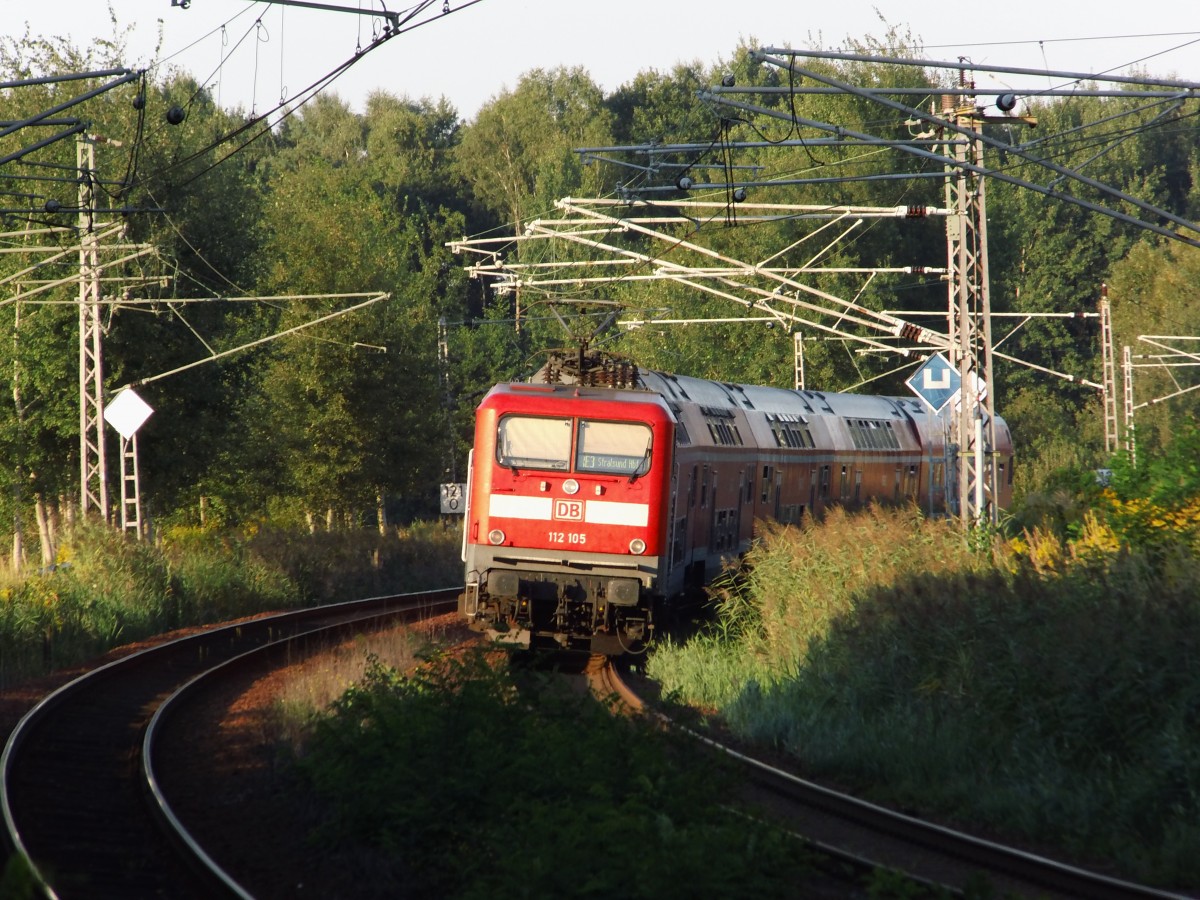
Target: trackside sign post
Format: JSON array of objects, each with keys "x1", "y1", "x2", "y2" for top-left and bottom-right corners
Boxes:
[
  {"x1": 440, "y1": 482, "x2": 466, "y2": 514},
  {"x1": 103, "y1": 388, "x2": 154, "y2": 536}
]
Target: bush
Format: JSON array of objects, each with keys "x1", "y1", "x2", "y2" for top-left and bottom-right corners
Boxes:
[{"x1": 295, "y1": 651, "x2": 814, "y2": 899}]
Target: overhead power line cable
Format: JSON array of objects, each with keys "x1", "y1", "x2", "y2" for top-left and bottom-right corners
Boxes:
[{"x1": 127, "y1": 0, "x2": 487, "y2": 192}]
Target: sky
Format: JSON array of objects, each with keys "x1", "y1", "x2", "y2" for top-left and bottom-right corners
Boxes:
[{"x1": 7, "y1": 0, "x2": 1200, "y2": 120}]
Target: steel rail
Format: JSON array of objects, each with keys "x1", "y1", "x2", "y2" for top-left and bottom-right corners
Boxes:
[
  {"x1": 604, "y1": 661, "x2": 1191, "y2": 900},
  {"x1": 1, "y1": 588, "x2": 459, "y2": 899}
]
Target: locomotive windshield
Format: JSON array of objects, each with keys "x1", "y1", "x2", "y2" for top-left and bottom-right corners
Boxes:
[
  {"x1": 495, "y1": 415, "x2": 652, "y2": 475},
  {"x1": 576, "y1": 419, "x2": 652, "y2": 476},
  {"x1": 497, "y1": 416, "x2": 572, "y2": 470}
]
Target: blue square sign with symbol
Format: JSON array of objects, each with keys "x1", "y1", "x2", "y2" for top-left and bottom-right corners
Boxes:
[{"x1": 906, "y1": 353, "x2": 961, "y2": 413}]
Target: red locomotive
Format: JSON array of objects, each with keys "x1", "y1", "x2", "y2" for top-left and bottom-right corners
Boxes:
[{"x1": 460, "y1": 350, "x2": 1013, "y2": 654}]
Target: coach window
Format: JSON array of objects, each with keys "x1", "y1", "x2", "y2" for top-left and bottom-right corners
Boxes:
[
  {"x1": 497, "y1": 415, "x2": 572, "y2": 470},
  {"x1": 576, "y1": 420, "x2": 653, "y2": 476}
]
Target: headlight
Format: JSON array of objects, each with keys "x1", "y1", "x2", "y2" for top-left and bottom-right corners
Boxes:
[
  {"x1": 562, "y1": 478, "x2": 580, "y2": 495},
  {"x1": 488, "y1": 529, "x2": 506, "y2": 545},
  {"x1": 629, "y1": 538, "x2": 646, "y2": 555}
]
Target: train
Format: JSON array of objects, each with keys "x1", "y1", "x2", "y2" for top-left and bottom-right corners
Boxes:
[{"x1": 459, "y1": 349, "x2": 1013, "y2": 655}]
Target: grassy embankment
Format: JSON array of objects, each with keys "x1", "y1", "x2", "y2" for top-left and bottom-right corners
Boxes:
[
  {"x1": 0, "y1": 519, "x2": 463, "y2": 688},
  {"x1": 646, "y1": 504, "x2": 1200, "y2": 889}
]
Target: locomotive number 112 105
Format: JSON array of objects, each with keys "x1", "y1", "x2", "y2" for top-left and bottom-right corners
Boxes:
[{"x1": 548, "y1": 531, "x2": 587, "y2": 545}]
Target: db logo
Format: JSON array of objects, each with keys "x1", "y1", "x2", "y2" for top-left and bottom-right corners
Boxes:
[{"x1": 553, "y1": 499, "x2": 584, "y2": 521}]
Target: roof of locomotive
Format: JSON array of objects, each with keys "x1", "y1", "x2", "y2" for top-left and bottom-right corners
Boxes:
[{"x1": 479, "y1": 380, "x2": 674, "y2": 414}]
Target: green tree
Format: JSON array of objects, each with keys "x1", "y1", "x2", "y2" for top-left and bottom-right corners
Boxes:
[
  {"x1": 362, "y1": 91, "x2": 466, "y2": 217},
  {"x1": 1, "y1": 29, "x2": 271, "y2": 559},
  {"x1": 240, "y1": 96, "x2": 467, "y2": 526},
  {"x1": 455, "y1": 66, "x2": 614, "y2": 233},
  {"x1": 985, "y1": 87, "x2": 1200, "y2": 493},
  {"x1": 1106, "y1": 239, "x2": 1200, "y2": 456},
  {"x1": 601, "y1": 39, "x2": 948, "y2": 392}
]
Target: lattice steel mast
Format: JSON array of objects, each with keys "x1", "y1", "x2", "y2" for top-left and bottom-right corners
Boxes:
[
  {"x1": 1099, "y1": 287, "x2": 1119, "y2": 454},
  {"x1": 77, "y1": 135, "x2": 108, "y2": 519},
  {"x1": 940, "y1": 91, "x2": 1001, "y2": 525}
]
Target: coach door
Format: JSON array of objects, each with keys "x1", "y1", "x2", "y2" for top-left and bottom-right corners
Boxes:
[
  {"x1": 670, "y1": 465, "x2": 694, "y2": 586},
  {"x1": 708, "y1": 471, "x2": 719, "y2": 553},
  {"x1": 665, "y1": 470, "x2": 681, "y2": 578},
  {"x1": 735, "y1": 470, "x2": 746, "y2": 550}
]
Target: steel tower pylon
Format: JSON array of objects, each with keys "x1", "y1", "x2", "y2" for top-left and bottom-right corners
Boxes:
[
  {"x1": 77, "y1": 135, "x2": 108, "y2": 520},
  {"x1": 941, "y1": 95, "x2": 1000, "y2": 526},
  {"x1": 1122, "y1": 344, "x2": 1136, "y2": 464},
  {"x1": 1099, "y1": 288, "x2": 1119, "y2": 453}
]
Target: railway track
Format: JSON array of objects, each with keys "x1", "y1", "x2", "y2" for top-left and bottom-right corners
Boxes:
[
  {"x1": 5, "y1": 607, "x2": 1193, "y2": 899},
  {"x1": 595, "y1": 656, "x2": 1193, "y2": 900},
  {"x1": 1, "y1": 588, "x2": 458, "y2": 900}
]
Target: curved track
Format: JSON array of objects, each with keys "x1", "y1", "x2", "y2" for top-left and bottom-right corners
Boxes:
[
  {"x1": 1, "y1": 588, "x2": 458, "y2": 900},
  {"x1": 599, "y1": 658, "x2": 1193, "y2": 900}
]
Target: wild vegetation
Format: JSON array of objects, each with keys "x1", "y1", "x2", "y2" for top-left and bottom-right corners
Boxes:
[
  {"x1": 647, "y1": 430, "x2": 1200, "y2": 888},
  {"x1": 291, "y1": 650, "x2": 850, "y2": 898},
  {"x1": 0, "y1": 520, "x2": 461, "y2": 687}
]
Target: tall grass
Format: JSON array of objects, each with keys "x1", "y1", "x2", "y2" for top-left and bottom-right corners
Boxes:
[
  {"x1": 244, "y1": 518, "x2": 462, "y2": 600},
  {"x1": 648, "y1": 505, "x2": 1200, "y2": 888},
  {"x1": 0, "y1": 520, "x2": 463, "y2": 688},
  {"x1": 651, "y1": 507, "x2": 993, "y2": 708},
  {"x1": 268, "y1": 622, "x2": 459, "y2": 751}
]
